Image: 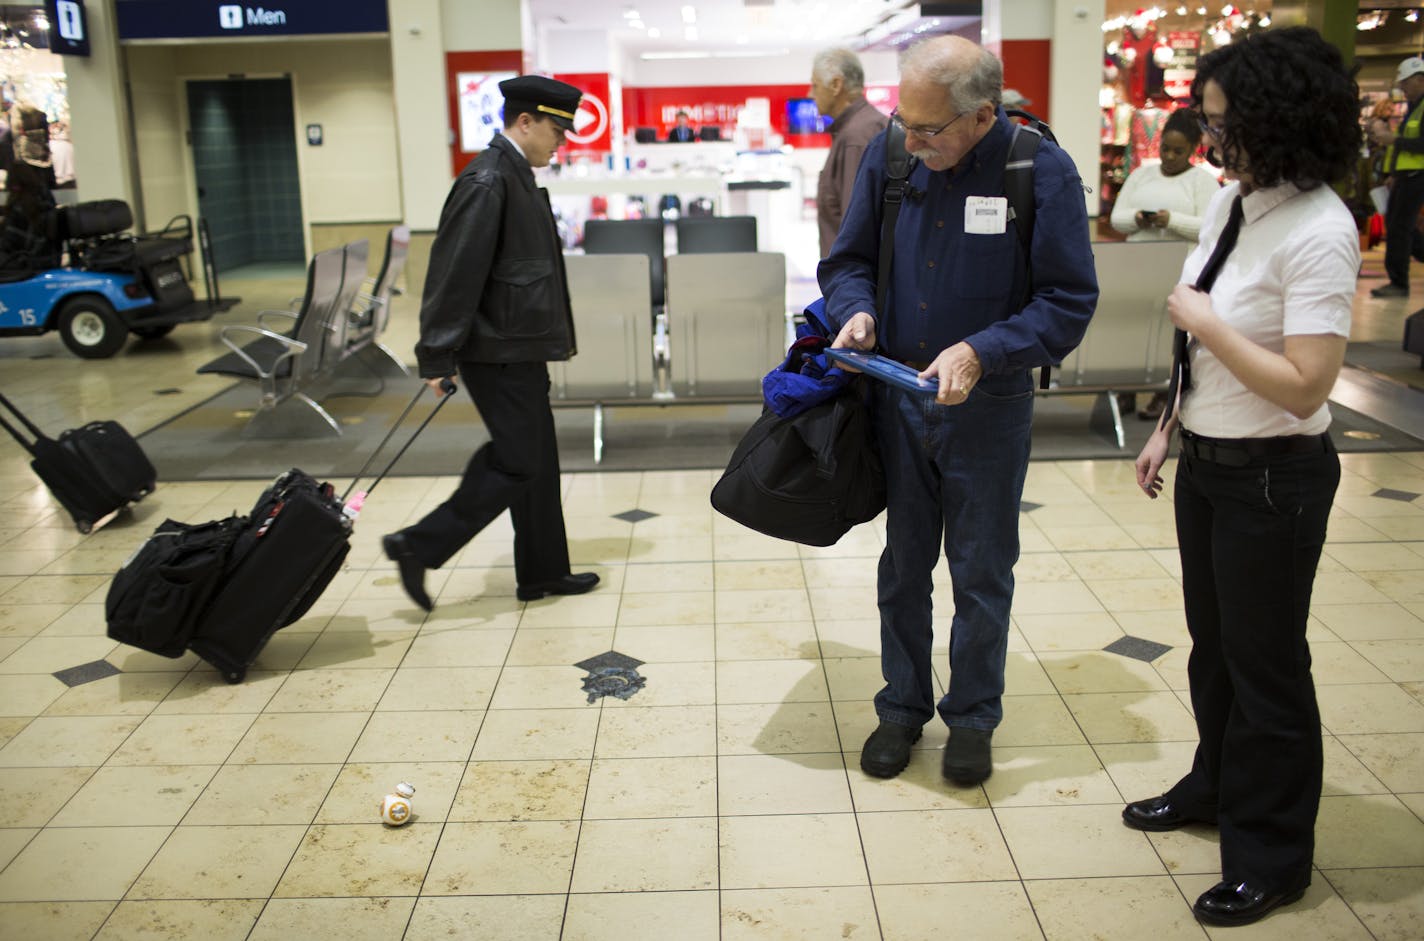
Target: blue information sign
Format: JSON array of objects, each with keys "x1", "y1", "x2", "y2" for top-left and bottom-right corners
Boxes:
[{"x1": 116, "y1": 0, "x2": 388, "y2": 41}]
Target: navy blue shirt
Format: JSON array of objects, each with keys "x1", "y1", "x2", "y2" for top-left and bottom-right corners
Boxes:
[{"x1": 817, "y1": 110, "x2": 1098, "y2": 388}]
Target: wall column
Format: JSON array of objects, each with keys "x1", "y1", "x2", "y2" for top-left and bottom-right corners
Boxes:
[
  {"x1": 387, "y1": 0, "x2": 525, "y2": 231},
  {"x1": 1051, "y1": 0, "x2": 1106, "y2": 217},
  {"x1": 63, "y1": 0, "x2": 137, "y2": 211}
]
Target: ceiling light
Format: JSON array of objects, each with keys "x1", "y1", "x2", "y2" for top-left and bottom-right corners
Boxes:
[
  {"x1": 681, "y1": 5, "x2": 696, "y2": 24},
  {"x1": 685, "y1": 25, "x2": 698, "y2": 41},
  {"x1": 641, "y1": 50, "x2": 709, "y2": 60},
  {"x1": 714, "y1": 48, "x2": 790, "y2": 58},
  {"x1": 648, "y1": 27, "x2": 660, "y2": 37}
]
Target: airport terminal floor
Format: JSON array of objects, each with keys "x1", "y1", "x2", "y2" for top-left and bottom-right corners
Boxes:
[{"x1": 0, "y1": 248, "x2": 1421, "y2": 939}]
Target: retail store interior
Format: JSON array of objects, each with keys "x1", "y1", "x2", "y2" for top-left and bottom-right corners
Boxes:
[{"x1": 0, "y1": 1, "x2": 1422, "y2": 939}]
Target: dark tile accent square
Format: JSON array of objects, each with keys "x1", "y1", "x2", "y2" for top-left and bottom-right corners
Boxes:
[
  {"x1": 612, "y1": 509, "x2": 658, "y2": 524},
  {"x1": 1373, "y1": 488, "x2": 1421, "y2": 503},
  {"x1": 575, "y1": 650, "x2": 645, "y2": 673},
  {"x1": 1103, "y1": 636, "x2": 1172, "y2": 663},
  {"x1": 1020, "y1": 501, "x2": 1043, "y2": 513},
  {"x1": 53, "y1": 660, "x2": 121, "y2": 687}
]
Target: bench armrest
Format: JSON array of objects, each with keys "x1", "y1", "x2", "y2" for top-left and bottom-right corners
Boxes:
[{"x1": 217, "y1": 324, "x2": 308, "y2": 380}]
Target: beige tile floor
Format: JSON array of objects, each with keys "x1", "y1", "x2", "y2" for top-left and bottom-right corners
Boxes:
[{"x1": 0, "y1": 262, "x2": 1421, "y2": 939}]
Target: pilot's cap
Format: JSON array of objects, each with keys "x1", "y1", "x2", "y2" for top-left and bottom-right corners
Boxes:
[{"x1": 498, "y1": 75, "x2": 582, "y2": 130}]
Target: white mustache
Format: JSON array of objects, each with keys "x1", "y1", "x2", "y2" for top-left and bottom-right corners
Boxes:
[{"x1": 909, "y1": 148, "x2": 939, "y2": 161}]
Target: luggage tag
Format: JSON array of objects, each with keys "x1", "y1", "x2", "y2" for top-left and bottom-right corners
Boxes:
[{"x1": 964, "y1": 196, "x2": 1008, "y2": 235}]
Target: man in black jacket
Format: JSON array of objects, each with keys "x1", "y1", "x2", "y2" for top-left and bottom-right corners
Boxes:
[{"x1": 383, "y1": 75, "x2": 599, "y2": 611}]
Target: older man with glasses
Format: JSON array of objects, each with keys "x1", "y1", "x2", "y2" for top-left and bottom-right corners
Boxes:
[{"x1": 818, "y1": 36, "x2": 1098, "y2": 786}]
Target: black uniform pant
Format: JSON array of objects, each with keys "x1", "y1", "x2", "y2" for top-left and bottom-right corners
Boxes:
[
  {"x1": 400, "y1": 361, "x2": 570, "y2": 582},
  {"x1": 1164, "y1": 439, "x2": 1339, "y2": 893},
  {"x1": 1384, "y1": 170, "x2": 1424, "y2": 288}
]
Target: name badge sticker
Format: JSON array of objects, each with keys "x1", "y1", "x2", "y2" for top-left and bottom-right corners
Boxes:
[{"x1": 964, "y1": 196, "x2": 1008, "y2": 234}]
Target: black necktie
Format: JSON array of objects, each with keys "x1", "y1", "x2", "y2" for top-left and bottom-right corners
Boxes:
[{"x1": 1159, "y1": 194, "x2": 1245, "y2": 429}]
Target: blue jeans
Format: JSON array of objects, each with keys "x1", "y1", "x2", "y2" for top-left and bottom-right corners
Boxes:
[{"x1": 871, "y1": 373, "x2": 1034, "y2": 731}]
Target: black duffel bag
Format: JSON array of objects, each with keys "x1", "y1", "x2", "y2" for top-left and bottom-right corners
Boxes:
[
  {"x1": 106, "y1": 516, "x2": 244, "y2": 657},
  {"x1": 711, "y1": 383, "x2": 885, "y2": 547}
]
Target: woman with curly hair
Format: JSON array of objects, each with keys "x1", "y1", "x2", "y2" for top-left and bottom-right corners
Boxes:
[{"x1": 1122, "y1": 27, "x2": 1361, "y2": 927}]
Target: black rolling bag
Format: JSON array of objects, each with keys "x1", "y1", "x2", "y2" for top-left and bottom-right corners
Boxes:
[
  {"x1": 0, "y1": 391, "x2": 156, "y2": 533},
  {"x1": 1404, "y1": 309, "x2": 1424, "y2": 367},
  {"x1": 106, "y1": 382, "x2": 454, "y2": 682}
]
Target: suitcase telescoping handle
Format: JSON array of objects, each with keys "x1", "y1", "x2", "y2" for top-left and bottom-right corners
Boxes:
[
  {"x1": 0, "y1": 391, "x2": 50, "y2": 456},
  {"x1": 341, "y1": 378, "x2": 458, "y2": 503}
]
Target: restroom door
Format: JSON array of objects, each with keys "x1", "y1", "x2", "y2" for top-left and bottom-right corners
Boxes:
[{"x1": 186, "y1": 77, "x2": 304, "y2": 273}]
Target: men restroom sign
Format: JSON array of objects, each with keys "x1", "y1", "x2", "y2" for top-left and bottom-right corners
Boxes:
[{"x1": 115, "y1": 0, "x2": 387, "y2": 40}]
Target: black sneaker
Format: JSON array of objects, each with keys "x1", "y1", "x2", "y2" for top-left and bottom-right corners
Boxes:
[
  {"x1": 860, "y1": 721, "x2": 922, "y2": 778},
  {"x1": 1371, "y1": 283, "x2": 1409, "y2": 298},
  {"x1": 942, "y1": 727, "x2": 993, "y2": 785}
]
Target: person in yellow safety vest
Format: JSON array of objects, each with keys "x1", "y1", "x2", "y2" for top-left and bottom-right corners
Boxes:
[{"x1": 1369, "y1": 56, "x2": 1424, "y2": 298}]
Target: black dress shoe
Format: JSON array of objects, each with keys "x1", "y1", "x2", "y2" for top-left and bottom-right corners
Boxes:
[
  {"x1": 860, "y1": 721, "x2": 922, "y2": 778},
  {"x1": 942, "y1": 727, "x2": 993, "y2": 785},
  {"x1": 1121, "y1": 794, "x2": 1214, "y2": 832},
  {"x1": 1371, "y1": 283, "x2": 1409, "y2": 298},
  {"x1": 516, "y1": 572, "x2": 600, "y2": 601},
  {"x1": 1193, "y1": 879, "x2": 1307, "y2": 926},
  {"x1": 382, "y1": 533, "x2": 432, "y2": 612}
]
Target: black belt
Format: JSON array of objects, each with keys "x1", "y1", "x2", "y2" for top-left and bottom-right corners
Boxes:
[{"x1": 1179, "y1": 428, "x2": 1330, "y2": 467}]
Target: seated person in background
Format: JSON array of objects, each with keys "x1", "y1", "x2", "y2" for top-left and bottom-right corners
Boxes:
[
  {"x1": 1110, "y1": 108, "x2": 1220, "y2": 419},
  {"x1": 667, "y1": 110, "x2": 696, "y2": 142},
  {"x1": 1111, "y1": 108, "x2": 1220, "y2": 243}
]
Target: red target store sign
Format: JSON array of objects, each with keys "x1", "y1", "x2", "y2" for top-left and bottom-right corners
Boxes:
[{"x1": 555, "y1": 72, "x2": 612, "y2": 153}]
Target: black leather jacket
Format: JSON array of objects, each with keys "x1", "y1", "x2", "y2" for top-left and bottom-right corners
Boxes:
[{"x1": 414, "y1": 134, "x2": 576, "y2": 376}]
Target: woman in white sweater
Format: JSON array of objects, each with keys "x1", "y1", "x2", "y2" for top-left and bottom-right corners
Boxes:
[
  {"x1": 1111, "y1": 107, "x2": 1220, "y2": 417},
  {"x1": 1111, "y1": 107, "x2": 1221, "y2": 243}
]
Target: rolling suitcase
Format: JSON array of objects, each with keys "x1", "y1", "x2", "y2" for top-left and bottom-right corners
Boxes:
[
  {"x1": 106, "y1": 382, "x2": 454, "y2": 682},
  {"x1": 1404, "y1": 309, "x2": 1424, "y2": 367},
  {"x1": 0, "y1": 391, "x2": 156, "y2": 533}
]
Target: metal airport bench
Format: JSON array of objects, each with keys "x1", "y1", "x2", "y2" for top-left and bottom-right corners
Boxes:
[
  {"x1": 1045, "y1": 239, "x2": 1191, "y2": 448},
  {"x1": 195, "y1": 227, "x2": 409, "y2": 438},
  {"x1": 552, "y1": 242, "x2": 786, "y2": 464}
]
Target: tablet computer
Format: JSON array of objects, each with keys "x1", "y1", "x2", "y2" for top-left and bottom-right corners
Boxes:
[{"x1": 825, "y1": 349, "x2": 938, "y2": 396}]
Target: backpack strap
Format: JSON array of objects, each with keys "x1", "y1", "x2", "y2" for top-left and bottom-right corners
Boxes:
[
  {"x1": 877, "y1": 121, "x2": 917, "y2": 315},
  {"x1": 1003, "y1": 112, "x2": 1055, "y2": 390}
]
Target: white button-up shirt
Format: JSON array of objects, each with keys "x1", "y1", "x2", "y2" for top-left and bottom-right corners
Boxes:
[{"x1": 1178, "y1": 180, "x2": 1357, "y2": 439}]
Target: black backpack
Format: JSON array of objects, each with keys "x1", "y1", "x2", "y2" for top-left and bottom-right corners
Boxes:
[{"x1": 881, "y1": 108, "x2": 1055, "y2": 387}]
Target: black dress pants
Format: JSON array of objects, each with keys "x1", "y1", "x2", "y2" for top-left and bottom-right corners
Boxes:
[
  {"x1": 1383, "y1": 170, "x2": 1424, "y2": 288},
  {"x1": 400, "y1": 361, "x2": 570, "y2": 582},
  {"x1": 1165, "y1": 439, "x2": 1339, "y2": 892}
]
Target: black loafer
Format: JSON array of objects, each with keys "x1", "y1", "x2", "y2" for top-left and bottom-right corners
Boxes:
[
  {"x1": 517, "y1": 572, "x2": 600, "y2": 601},
  {"x1": 860, "y1": 721, "x2": 922, "y2": 778},
  {"x1": 382, "y1": 533, "x2": 432, "y2": 612},
  {"x1": 1193, "y1": 879, "x2": 1307, "y2": 926},
  {"x1": 1122, "y1": 794, "x2": 1214, "y2": 832},
  {"x1": 942, "y1": 727, "x2": 993, "y2": 785}
]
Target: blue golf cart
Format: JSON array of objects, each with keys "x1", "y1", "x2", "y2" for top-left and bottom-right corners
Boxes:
[{"x1": 0, "y1": 199, "x2": 237, "y2": 358}]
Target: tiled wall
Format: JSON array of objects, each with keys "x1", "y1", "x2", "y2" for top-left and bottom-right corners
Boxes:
[{"x1": 186, "y1": 78, "x2": 305, "y2": 272}]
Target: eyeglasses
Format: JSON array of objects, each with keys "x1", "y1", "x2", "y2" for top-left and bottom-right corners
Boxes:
[
  {"x1": 889, "y1": 107, "x2": 970, "y2": 139},
  {"x1": 1198, "y1": 117, "x2": 1226, "y2": 139}
]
